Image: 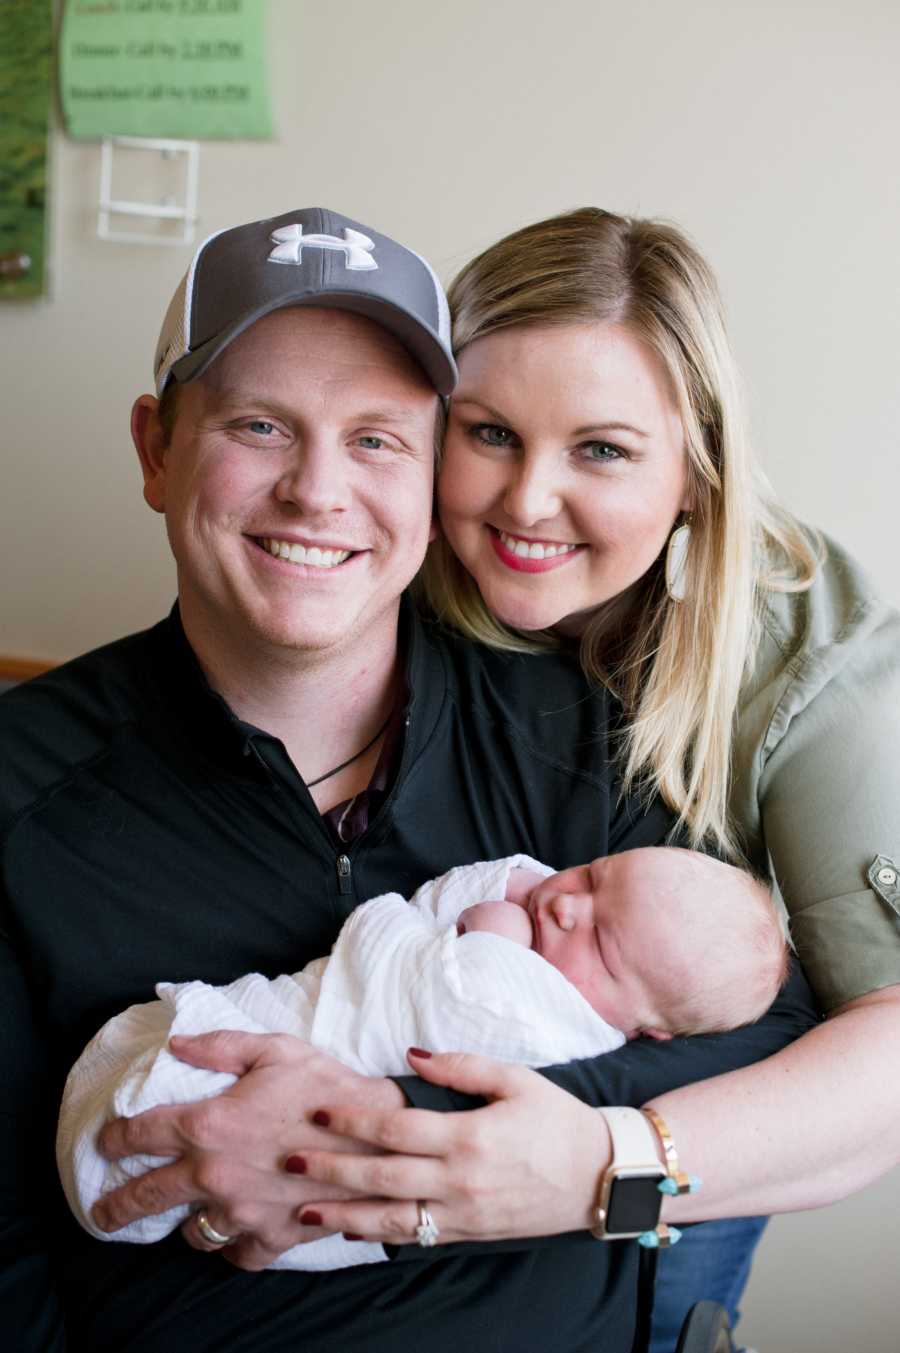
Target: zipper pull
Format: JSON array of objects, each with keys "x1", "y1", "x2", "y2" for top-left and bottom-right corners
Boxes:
[{"x1": 336, "y1": 854, "x2": 352, "y2": 895}]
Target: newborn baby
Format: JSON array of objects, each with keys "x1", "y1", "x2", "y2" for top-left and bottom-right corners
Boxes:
[{"x1": 57, "y1": 847, "x2": 787, "y2": 1271}]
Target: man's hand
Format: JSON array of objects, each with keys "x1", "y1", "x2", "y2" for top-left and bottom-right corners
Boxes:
[{"x1": 91, "y1": 1030, "x2": 405, "y2": 1270}]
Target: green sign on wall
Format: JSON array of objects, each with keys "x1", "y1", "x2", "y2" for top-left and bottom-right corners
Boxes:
[{"x1": 60, "y1": 0, "x2": 273, "y2": 141}]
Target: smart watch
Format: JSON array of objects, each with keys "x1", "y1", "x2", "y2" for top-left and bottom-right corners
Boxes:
[{"x1": 591, "y1": 1107, "x2": 667, "y2": 1241}]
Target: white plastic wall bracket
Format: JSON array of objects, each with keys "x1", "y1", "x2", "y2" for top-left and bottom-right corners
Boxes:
[{"x1": 98, "y1": 137, "x2": 199, "y2": 247}]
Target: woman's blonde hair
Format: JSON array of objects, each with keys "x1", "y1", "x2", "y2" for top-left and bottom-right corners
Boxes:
[{"x1": 421, "y1": 208, "x2": 820, "y2": 858}]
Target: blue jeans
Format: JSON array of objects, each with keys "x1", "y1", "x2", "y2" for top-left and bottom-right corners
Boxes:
[{"x1": 648, "y1": 1216, "x2": 768, "y2": 1352}]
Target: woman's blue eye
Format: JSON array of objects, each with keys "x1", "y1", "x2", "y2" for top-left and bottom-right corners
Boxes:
[
  {"x1": 583, "y1": 441, "x2": 623, "y2": 462},
  {"x1": 473, "y1": 423, "x2": 515, "y2": 447}
]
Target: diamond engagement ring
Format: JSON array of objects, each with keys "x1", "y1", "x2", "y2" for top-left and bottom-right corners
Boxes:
[
  {"x1": 195, "y1": 1210, "x2": 236, "y2": 1247},
  {"x1": 415, "y1": 1201, "x2": 439, "y2": 1247}
]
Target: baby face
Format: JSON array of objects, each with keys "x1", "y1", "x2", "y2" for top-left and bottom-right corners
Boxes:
[{"x1": 526, "y1": 853, "x2": 677, "y2": 1038}]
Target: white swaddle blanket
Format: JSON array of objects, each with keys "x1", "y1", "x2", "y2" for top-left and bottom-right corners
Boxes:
[{"x1": 56, "y1": 855, "x2": 624, "y2": 1271}]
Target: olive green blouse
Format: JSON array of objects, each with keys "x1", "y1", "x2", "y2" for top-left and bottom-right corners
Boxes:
[{"x1": 732, "y1": 533, "x2": 900, "y2": 1011}]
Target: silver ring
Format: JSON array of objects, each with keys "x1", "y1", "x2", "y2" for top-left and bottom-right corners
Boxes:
[
  {"x1": 195, "y1": 1210, "x2": 236, "y2": 1247},
  {"x1": 415, "y1": 1200, "x2": 439, "y2": 1247}
]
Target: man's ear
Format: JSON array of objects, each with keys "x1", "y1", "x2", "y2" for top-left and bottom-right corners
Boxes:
[{"x1": 131, "y1": 394, "x2": 168, "y2": 513}]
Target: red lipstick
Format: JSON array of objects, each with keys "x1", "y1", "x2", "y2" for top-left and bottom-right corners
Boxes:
[{"x1": 490, "y1": 528, "x2": 582, "y2": 574}]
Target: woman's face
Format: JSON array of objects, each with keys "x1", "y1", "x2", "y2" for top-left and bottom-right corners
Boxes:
[{"x1": 438, "y1": 321, "x2": 691, "y2": 633}]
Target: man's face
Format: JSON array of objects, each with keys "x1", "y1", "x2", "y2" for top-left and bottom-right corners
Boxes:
[{"x1": 134, "y1": 308, "x2": 438, "y2": 665}]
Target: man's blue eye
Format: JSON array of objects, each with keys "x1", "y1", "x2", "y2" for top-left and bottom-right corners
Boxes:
[
  {"x1": 359, "y1": 435, "x2": 385, "y2": 450},
  {"x1": 248, "y1": 420, "x2": 275, "y2": 436}
]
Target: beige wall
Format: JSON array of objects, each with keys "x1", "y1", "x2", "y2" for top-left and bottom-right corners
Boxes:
[{"x1": 2, "y1": 1, "x2": 898, "y2": 1346}]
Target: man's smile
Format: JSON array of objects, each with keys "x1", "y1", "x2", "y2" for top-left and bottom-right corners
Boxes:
[{"x1": 256, "y1": 536, "x2": 355, "y2": 569}]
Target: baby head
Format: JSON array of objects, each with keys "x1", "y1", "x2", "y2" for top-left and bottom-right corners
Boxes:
[{"x1": 459, "y1": 848, "x2": 789, "y2": 1039}]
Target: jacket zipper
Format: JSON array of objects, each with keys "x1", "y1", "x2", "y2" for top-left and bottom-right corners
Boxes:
[{"x1": 336, "y1": 853, "x2": 352, "y2": 895}]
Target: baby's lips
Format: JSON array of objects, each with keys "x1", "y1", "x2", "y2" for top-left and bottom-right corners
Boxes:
[{"x1": 456, "y1": 903, "x2": 476, "y2": 935}]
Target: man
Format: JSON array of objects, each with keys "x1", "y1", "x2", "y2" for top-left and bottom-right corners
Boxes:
[{"x1": 1, "y1": 208, "x2": 814, "y2": 1352}]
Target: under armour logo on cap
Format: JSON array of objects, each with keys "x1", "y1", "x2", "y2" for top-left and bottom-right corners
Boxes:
[{"x1": 268, "y1": 223, "x2": 378, "y2": 271}]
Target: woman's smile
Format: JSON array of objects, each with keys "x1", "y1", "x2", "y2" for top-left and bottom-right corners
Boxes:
[{"x1": 490, "y1": 527, "x2": 584, "y2": 572}]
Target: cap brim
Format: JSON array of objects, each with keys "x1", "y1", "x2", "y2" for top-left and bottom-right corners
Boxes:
[{"x1": 170, "y1": 291, "x2": 457, "y2": 396}]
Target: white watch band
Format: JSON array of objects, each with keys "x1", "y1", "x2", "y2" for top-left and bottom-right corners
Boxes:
[{"x1": 598, "y1": 1107, "x2": 665, "y2": 1171}]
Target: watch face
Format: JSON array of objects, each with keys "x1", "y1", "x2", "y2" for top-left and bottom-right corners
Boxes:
[{"x1": 605, "y1": 1174, "x2": 663, "y2": 1234}]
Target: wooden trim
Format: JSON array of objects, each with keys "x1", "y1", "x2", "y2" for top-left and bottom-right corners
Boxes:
[{"x1": 0, "y1": 655, "x2": 57, "y2": 682}]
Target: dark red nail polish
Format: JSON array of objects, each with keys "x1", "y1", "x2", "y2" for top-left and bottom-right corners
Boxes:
[
  {"x1": 343, "y1": 1232, "x2": 364, "y2": 1242},
  {"x1": 312, "y1": 1109, "x2": 331, "y2": 1128},
  {"x1": 285, "y1": 1155, "x2": 307, "y2": 1174},
  {"x1": 300, "y1": 1210, "x2": 323, "y2": 1226},
  {"x1": 408, "y1": 1046, "x2": 432, "y2": 1059}
]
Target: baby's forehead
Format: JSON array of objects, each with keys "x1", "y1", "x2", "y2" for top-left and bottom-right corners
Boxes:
[
  {"x1": 600, "y1": 847, "x2": 720, "y2": 907},
  {"x1": 622, "y1": 845, "x2": 712, "y2": 877},
  {"x1": 598, "y1": 846, "x2": 673, "y2": 884}
]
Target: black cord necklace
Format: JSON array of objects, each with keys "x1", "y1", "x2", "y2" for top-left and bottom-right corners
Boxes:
[{"x1": 306, "y1": 712, "x2": 393, "y2": 788}]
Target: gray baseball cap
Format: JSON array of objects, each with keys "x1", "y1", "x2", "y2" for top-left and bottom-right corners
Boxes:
[{"x1": 154, "y1": 206, "x2": 457, "y2": 396}]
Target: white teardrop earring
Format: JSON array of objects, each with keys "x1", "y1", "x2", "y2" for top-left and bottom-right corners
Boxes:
[{"x1": 665, "y1": 517, "x2": 692, "y2": 603}]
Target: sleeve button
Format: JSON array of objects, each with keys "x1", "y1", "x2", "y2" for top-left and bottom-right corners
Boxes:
[{"x1": 877, "y1": 867, "x2": 897, "y2": 887}]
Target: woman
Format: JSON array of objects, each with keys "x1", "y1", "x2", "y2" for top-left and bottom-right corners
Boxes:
[{"x1": 278, "y1": 209, "x2": 900, "y2": 1347}]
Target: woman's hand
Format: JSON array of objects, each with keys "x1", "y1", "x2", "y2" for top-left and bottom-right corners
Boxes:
[
  {"x1": 91, "y1": 1030, "x2": 405, "y2": 1270},
  {"x1": 288, "y1": 1048, "x2": 612, "y2": 1247}
]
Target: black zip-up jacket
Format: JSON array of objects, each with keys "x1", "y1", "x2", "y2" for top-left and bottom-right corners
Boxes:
[{"x1": 0, "y1": 601, "x2": 818, "y2": 1353}]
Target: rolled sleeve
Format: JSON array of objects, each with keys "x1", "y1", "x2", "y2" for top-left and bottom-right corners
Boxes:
[{"x1": 790, "y1": 886, "x2": 900, "y2": 1010}]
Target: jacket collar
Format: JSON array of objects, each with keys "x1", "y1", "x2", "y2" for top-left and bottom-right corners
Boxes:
[{"x1": 143, "y1": 596, "x2": 450, "y2": 779}]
